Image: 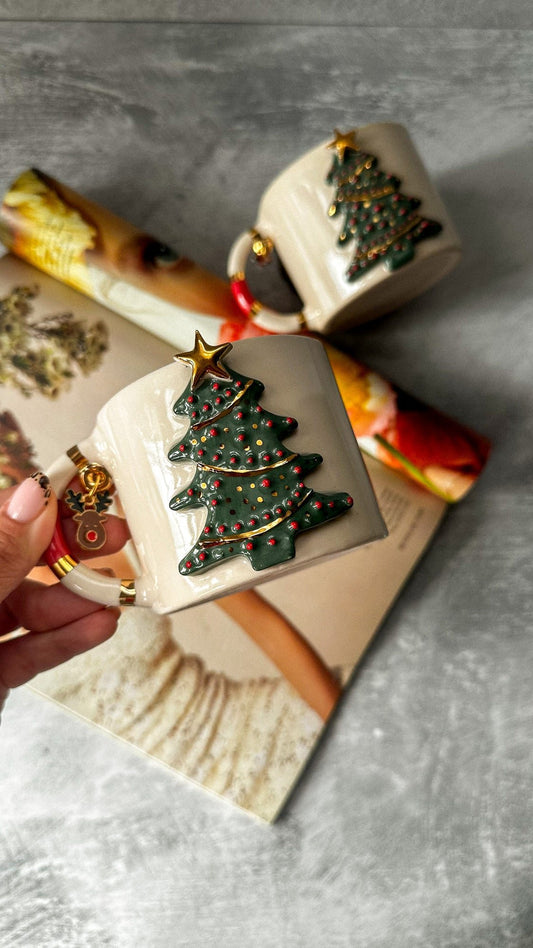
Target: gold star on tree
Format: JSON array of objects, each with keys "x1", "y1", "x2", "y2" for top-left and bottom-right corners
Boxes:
[
  {"x1": 327, "y1": 128, "x2": 359, "y2": 162},
  {"x1": 174, "y1": 331, "x2": 233, "y2": 390}
]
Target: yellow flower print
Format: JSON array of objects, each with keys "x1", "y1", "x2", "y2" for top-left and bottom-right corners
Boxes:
[
  {"x1": 3, "y1": 169, "x2": 96, "y2": 294},
  {"x1": 324, "y1": 342, "x2": 396, "y2": 437}
]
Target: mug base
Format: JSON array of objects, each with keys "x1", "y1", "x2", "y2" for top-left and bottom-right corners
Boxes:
[{"x1": 307, "y1": 244, "x2": 461, "y2": 333}]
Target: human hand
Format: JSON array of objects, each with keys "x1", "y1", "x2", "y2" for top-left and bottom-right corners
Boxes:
[{"x1": 0, "y1": 472, "x2": 129, "y2": 716}]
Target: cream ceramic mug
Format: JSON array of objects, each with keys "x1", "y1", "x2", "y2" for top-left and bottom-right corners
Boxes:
[
  {"x1": 227, "y1": 124, "x2": 461, "y2": 334},
  {"x1": 45, "y1": 334, "x2": 387, "y2": 614}
]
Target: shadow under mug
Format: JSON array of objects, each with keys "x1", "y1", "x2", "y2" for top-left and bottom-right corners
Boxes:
[
  {"x1": 45, "y1": 336, "x2": 387, "y2": 614},
  {"x1": 228, "y1": 123, "x2": 461, "y2": 334}
]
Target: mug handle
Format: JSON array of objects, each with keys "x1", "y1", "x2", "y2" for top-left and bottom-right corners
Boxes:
[
  {"x1": 44, "y1": 445, "x2": 137, "y2": 607},
  {"x1": 227, "y1": 230, "x2": 308, "y2": 334}
]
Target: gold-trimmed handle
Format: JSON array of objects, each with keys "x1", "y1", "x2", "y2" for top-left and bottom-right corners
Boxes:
[
  {"x1": 45, "y1": 445, "x2": 137, "y2": 607},
  {"x1": 227, "y1": 229, "x2": 307, "y2": 334}
]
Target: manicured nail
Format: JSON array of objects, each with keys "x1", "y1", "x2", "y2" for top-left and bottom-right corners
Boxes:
[{"x1": 7, "y1": 473, "x2": 52, "y2": 523}]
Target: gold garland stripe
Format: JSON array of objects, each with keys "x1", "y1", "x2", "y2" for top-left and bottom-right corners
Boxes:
[
  {"x1": 197, "y1": 453, "x2": 297, "y2": 476},
  {"x1": 354, "y1": 215, "x2": 422, "y2": 261},
  {"x1": 199, "y1": 489, "x2": 313, "y2": 548},
  {"x1": 334, "y1": 157, "x2": 375, "y2": 186},
  {"x1": 341, "y1": 185, "x2": 397, "y2": 205},
  {"x1": 191, "y1": 380, "x2": 255, "y2": 431}
]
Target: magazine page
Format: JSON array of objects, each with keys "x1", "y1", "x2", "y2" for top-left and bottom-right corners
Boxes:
[
  {"x1": 1, "y1": 170, "x2": 490, "y2": 504},
  {"x1": 0, "y1": 253, "x2": 445, "y2": 821}
]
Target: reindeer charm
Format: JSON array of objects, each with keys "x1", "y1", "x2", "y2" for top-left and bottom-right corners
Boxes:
[
  {"x1": 64, "y1": 447, "x2": 115, "y2": 552},
  {"x1": 65, "y1": 487, "x2": 113, "y2": 551}
]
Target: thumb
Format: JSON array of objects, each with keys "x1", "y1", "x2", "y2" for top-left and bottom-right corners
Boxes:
[{"x1": 0, "y1": 473, "x2": 57, "y2": 603}]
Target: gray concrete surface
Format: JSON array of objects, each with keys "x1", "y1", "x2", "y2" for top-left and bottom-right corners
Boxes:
[
  {"x1": 0, "y1": 13, "x2": 532, "y2": 948},
  {"x1": 0, "y1": 3, "x2": 531, "y2": 27}
]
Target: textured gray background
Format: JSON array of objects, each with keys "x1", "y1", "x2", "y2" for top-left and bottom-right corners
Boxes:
[{"x1": 0, "y1": 7, "x2": 532, "y2": 948}]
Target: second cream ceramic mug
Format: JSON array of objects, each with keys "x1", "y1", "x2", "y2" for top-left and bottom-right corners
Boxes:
[
  {"x1": 228, "y1": 123, "x2": 461, "y2": 334},
  {"x1": 45, "y1": 334, "x2": 387, "y2": 613}
]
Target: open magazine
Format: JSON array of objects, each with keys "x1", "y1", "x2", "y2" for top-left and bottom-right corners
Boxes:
[{"x1": 0, "y1": 172, "x2": 489, "y2": 821}]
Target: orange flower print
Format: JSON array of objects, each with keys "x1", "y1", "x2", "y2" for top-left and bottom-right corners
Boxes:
[
  {"x1": 376, "y1": 390, "x2": 490, "y2": 501},
  {"x1": 323, "y1": 343, "x2": 397, "y2": 438}
]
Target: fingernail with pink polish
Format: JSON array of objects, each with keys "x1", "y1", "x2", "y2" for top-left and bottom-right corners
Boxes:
[{"x1": 7, "y1": 473, "x2": 52, "y2": 523}]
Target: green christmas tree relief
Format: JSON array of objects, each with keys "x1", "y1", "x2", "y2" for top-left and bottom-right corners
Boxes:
[
  {"x1": 326, "y1": 128, "x2": 442, "y2": 280},
  {"x1": 168, "y1": 333, "x2": 353, "y2": 576}
]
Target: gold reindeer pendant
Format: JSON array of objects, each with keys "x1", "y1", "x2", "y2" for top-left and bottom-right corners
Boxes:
[{"x1": 64, "y1": 447, "x2": 114, "y2": 552}]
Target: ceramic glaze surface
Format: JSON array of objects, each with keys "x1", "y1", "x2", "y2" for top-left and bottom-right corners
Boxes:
[
  {"x1": 253, "y1": 124, "x2": 461, "y2": 331},
  {"x1": 51, "y1": 336, "x2": 386, "y2": 612}
]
